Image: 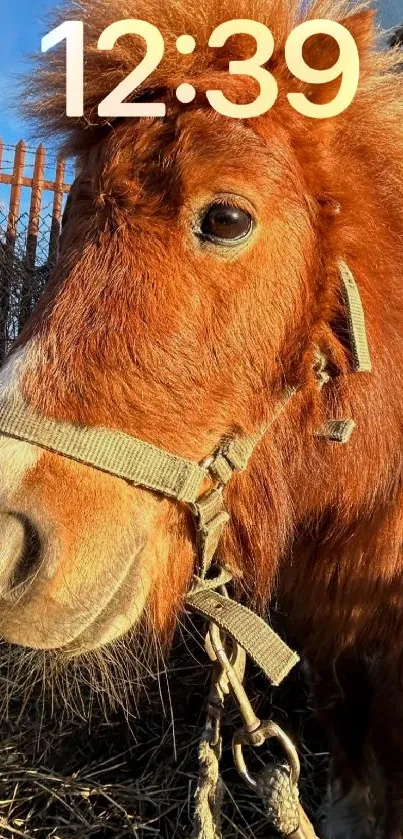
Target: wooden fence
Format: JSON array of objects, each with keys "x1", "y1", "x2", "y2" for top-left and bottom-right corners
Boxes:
[
  {"x1": 0, "y1": 139, "x2": 74, "y2": 361},
  {"x1": 0, "y1": 139, "x2": 72, "y2": 269}
]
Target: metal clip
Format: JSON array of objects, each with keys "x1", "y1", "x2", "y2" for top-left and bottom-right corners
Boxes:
[
  {"x1": 232, "y1": 720, "x2": 300, "y2": 790},
  {"x1": 204, "y1": 694, "x2": 223, "y2": 751},
  {"x1": 208, "y1": 622, "x2": 258, "y2": 733},
  {"x1": 233, "y1": 722, "x2": 320, "y2": 839},
  {"x1": 204, "y1": 618, "x2": 247, "y2": 748}
]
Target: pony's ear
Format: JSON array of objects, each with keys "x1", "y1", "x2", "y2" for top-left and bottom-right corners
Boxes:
[
  {"x1": 297, "y1": 10, "x2": 376, "y2": 105},
  {"x1": 339, "y1": 9, "x2": 377, "y2": 55}
]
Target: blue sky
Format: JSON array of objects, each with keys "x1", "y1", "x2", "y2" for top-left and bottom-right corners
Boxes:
[
  {"x1": 380, "y1": 1, "x2": 403, "y2": 29},
  {"x1": 0, "y1": 0, "x2": 55, "y2": 145},
  {"x1": 0, "y1": 0, "x2": 402, "y2": 148}
]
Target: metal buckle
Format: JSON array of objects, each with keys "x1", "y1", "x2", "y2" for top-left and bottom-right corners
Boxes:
[{"x1": 232, "y1": 720, "x2": 300, "y2": 790}]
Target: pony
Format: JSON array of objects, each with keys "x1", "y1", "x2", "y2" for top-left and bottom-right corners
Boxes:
[{"x1": 0, "y1": 0, "x2": 402, "y2": 835}]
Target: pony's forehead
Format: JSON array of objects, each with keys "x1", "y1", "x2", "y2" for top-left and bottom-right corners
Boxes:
[
  {"x1": 96, "y1": 110, "x2": 287, "y2": 182},
  {"x1": 81, "y1": 110, "x2": 297, "y2": 217}
]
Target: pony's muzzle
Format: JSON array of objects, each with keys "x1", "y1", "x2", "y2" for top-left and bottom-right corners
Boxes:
[{"x1": 0, "y1": 513, "x2": 41, "y2": 601}]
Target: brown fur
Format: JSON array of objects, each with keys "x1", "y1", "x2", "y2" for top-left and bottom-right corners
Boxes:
[{"x1": 0, "y1": 0, "x2": 402, "y2": 835}]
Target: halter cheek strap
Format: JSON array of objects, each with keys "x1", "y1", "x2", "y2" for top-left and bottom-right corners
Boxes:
[
  {"x1": 339, "y1": 260, "x2": 372, "y2": 373},
  {"x1": 0, "y1": 259, "x2": 371, "y2": 687}
]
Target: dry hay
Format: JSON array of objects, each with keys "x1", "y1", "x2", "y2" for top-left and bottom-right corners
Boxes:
[{"x1": 0, "y1": 614, "x2": 329, "y2": 838}]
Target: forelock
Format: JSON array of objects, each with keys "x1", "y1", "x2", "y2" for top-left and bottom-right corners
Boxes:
[{"x1": 22, "y1": 0, "x2": 380, "y2": 155}]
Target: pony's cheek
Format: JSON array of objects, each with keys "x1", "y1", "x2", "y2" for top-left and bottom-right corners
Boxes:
[{"x1": 0, "y1": 445, "x2": 173, "y2": 650}]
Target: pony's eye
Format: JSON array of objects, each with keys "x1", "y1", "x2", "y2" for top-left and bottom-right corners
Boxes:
[{"x1": 199, "y1": 203, "x2": 253, "y2": 244}]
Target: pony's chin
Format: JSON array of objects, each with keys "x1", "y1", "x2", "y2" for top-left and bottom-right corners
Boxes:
[
  {"x1": 64, "y1": 569, "x2": 153, "y2": 655},
  {"x1": 0, "y1": 546, "x2": 153, "y2": 654},
  {"x1": 0, "y1": 589, "x2": 150, "y2": 655},
  {"x1": 60, "y1": 598, "x2": 149, "y2": 656}
]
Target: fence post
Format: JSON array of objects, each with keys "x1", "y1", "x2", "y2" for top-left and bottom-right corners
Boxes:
[
  {"x1": 18, "y1": 144, "x2": 46, "y2": 332},
  {"x1": 0, "y1": 140, "x2": 26, "y2": 362},
  {"x1": 26, "y1": 144, "x2": 46, "y2": 270},
  {"x1": 48, "y1": 157, "x2": 66, "y2": 267}
]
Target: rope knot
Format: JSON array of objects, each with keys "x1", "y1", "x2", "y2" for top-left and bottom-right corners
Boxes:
[{"x1": 256, "y1": 765, "x2": 300, "y2": 836}]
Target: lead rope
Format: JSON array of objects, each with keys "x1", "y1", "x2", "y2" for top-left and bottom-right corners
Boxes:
[
  {"x1": 190, "y1": 608, "x2": 319, "y2": 839},
  {"x1": 191, "y1": 606, "x2": 244, "y2": 839}
]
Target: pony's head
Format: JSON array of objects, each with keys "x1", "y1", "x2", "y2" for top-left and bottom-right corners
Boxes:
[{"x1": 0, "y1": 0, "x2": 396, "y2": 654}]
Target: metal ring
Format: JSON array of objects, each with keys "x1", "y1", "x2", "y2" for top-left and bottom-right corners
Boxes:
[
  {"x1": 199, "y1": 455, "x2": 214, "y2": 469},
  {"x1": 232, "y1": 720, "x2": 300, "y2": 790},
  {"x1": 199, "y1": 455, "x2": 227, "y2": 493}
]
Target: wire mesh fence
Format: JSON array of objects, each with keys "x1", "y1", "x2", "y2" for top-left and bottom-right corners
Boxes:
[{"x1": 0, "y1": 140, "x2": 75, "y2": 362}]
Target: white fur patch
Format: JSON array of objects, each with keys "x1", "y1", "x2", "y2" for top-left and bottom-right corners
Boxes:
[
  {"x1": 0, "y1": 342, "x2": 42, "y2": 499},
  {"x1": 0, "y1": 345, "x2": 32, "y2": 399}
]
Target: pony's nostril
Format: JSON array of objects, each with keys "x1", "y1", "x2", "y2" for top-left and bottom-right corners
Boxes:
[{"x1": 0, "y1": 513, "x2": 42, "y2": 601}]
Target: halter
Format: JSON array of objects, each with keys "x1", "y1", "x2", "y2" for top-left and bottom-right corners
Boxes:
[
  {"x1": 0, "y1": 259, "x2": 371, "y2": 837},
  {"x1": 0, "y1": 260, "x2": 371, "y2": 674}
]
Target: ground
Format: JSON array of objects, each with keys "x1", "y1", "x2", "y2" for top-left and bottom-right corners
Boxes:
[{"x1": 0, "y1": 615, "x2": 329, "y2": 838}]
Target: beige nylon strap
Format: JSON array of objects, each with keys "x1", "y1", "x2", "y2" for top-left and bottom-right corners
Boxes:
[
  {"x1": 0, "y1": 390, "x2": 293, "y2": 583},
  {"x1": 0, "y1": 396, "x2": 208, "y2": 503},
  {"x1": 209, "y1": 434, "x2": 265, "y2": 486},
  {"x1": 191, "y1": 490, "x2": 230, "y2": 577},
  {"x1": 339, "y1": 260, "x2": 372, "y2": 373},
  {"x1": 192, "y1": 388, "x2": 297, "y2": 576},
  {"x1": 313, "y1": 262, "x2": 371, "y2": 444},
  {"x1": 191, "y1": 569, "x2": 234, "y2": 592},
  {"x1": 315, "y1": 418, "x2": 356, "y2": 444},
  {"x1": 0, "y1": 391, "x2": 292, "y2": 508},
  {"x1": 208, "y1": 388, "x2": 296, "y2": 487},
  {"x1": 186, "y1": 589, "x2": 299, "y2": 686}
]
